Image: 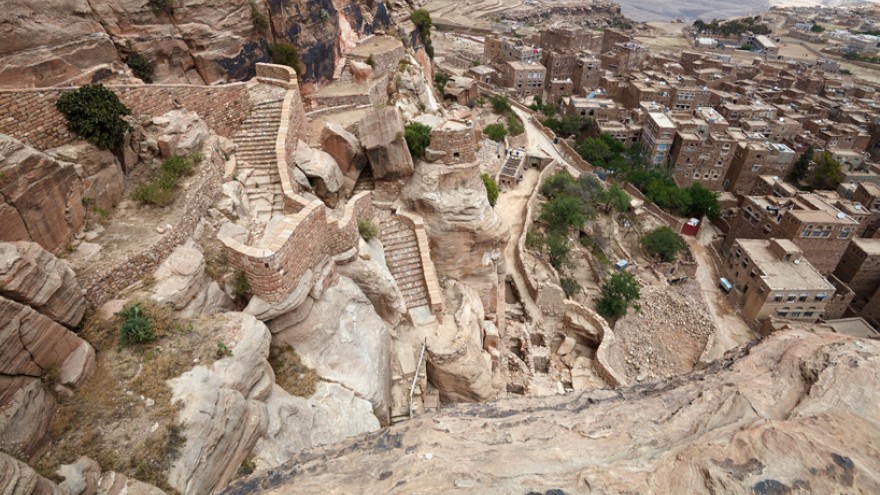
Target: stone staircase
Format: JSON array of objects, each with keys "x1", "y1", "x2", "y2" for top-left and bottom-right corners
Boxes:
[
  {"x1": 380, "y1": 216, "x2": 430, "y2": 311},
  {"x1": 232, "y1": 99, "x2": 285, "y2": 222},
  {"x1": 352, "y1": 167, "x2": 375, "y2": 195}
]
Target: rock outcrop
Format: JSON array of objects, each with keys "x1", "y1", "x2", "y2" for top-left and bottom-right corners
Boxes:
[
  {"x1": 143, "y1": 110, "x2": 210, "y2": 159},
  {"x1": 426, "y1": 280, "x2": 495, "y2": 404},
  {"x1": 225, "y1": 330, "x2": 880, "y2": 494},
  {"x1": 46, "y1": 142, "x2": 125, "y2": 212},
  {"x1": 268, "y1": 277, "x2": 391, "y2": 415},
  {"x1": 0, "y1": 241, "x2": 87, "y2": 328},
  {"x1": 168, "y1": 312, "x2": 273, "y2": 495},
  {"x1": 0, "y1": 376, "x2": 56, "y2": 461},
  {"x1": 293, "y1": 141, "x2": 344, "y2": 207},
  {"x1": 0, "y1": 452, "x2": 64, "y2": 495},
  {"x1": 320, "y1": 123, "x2": 365, "y2": 194},
  {"x1": 358, "y1": 107, "x2": 414, "y2": 180},
  {"x1": 148, "y1": 244, "x2": 234, "y2": 317},
  {"x1": 0, "y1": 134, "x2": 84, "y2": 253},
  {"x1": 337, "y1": 238, "x2": 407, "y2": 326}
]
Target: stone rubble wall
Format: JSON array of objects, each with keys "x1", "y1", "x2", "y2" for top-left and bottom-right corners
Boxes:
[
  {"x1": 563, "y1": 300, "x2": 627, "y2": 387},
  {"x1": 429, "y1": 123, "x2": 478, "y2": 165},
  {"x1": 394, "y1": 210, "x2": 446, "y2": 315},
  {"x1": 0, "y1": 83, "x2": 253, "y2": 151}
]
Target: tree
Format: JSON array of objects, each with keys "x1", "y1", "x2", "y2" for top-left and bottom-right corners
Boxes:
[
  {"x1": 434, "y1": 72, "x2": 450, "y2": 93},
  {"x1": 788, "y1": 146, "x2": 813, "y2": 184},
  {"x1": 404, "y1": 122, "x2": 432, "y2": 159},
  {"x1": 270, "y1": 42, "x2": 301, "y2": 75},
  {"x1": 506, "y1": 113, "x2": 524, "y2": 136},
  {"x1": 546, "y1": 233, "x2": 571, "y2": 270},
  {"x1": 411, "y1": 9, "x2": 432, "y2": 32},
  {"x1": 542, "y1": 115, "x2": 591, "y2": 139},
  {"x1": 55, "y1": 84, "x2": 131, "y2": 151},
  {"x1": 641, "y1": 226, "x2": 687, "y2": 262},
  {"x1": 811, "y1": 23, "x2": 825, "y2": 33},
  {"x1": 540, "y1": 171, "x2": 575, "y2": 200},
  {"x1": 599, "y1": 184, "x2": 631, "y2": 213},
  {"x1": 483, "y1": 123, "x2": 507, "y2": 142},
  {"x1": 684, "y1": 183, "x2": 720, "y2": 220},
  {"x1": 250, "y1": 0, "x2": 268, "y2": 33},
  {"x1": 810, "y1": 152, "x2": 844, "y2": 190},
  {"x1": 540, "y1": 195, "x2": 585, "y2": 233},
  {"x1": 490, "y1": 94, "x2": 511, "y2": 114},
  {"x1": 125, "y1": 54, "x2": 154, "y2": 83},
  {"x1": 597, "y1": 271, "x2": 640, "y2": 320},
  {"x1": 481, "y1": 173, "x2": 499, "y2": 207}
]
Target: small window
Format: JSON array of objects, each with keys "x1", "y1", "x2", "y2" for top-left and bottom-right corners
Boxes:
[{"x1": 787, "y1": 295, "x2": 797, "y2": 303}]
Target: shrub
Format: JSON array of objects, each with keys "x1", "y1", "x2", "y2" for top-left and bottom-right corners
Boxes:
[
  {"x1": 599, "y1": 184, "x2": 631, "y2": 213},
  {"x1": 117, "y1": 303, "x2": 155, "y2": 348},
  {"x1": 250, "y1": 0, "x2": 269, "y2": 33},
  {"x1": 490, "y1": 94, "x2": 511, "y2": 114},
  {"x1": 270, "y1": 42, "x2": 301, "y2": 75},
  {"x1": 319, "y1": 8, "x2": 331, "y2": 23},
  {"x1": 597, "y1": 272, "x2": 640, "y2": 320},
  {"x1": 131, "y1": 153, "x2": 197, "y2": 206},
  {"x1": 525, "y1": 228, "x2": 544, "y2": 250},
  {"x1": 560, "y1": 277, "x2": 581, "y2": 298},
  {"x1": 126, "y1": 54, "x2": 154, "y2": 83},
  {"x1": 540, "y1": 195, "x2": 585, "y2": 234},
  {"x1": 641, "y1": 226, "x2": 687, "y2": 262},
  {"x1": 404, "y1": 121, "x2": 432, "y2": 159},
  {"x1": 506, "y1": 113, "x2": 524, "y2": 136},
  {"x1": 483, "y1": 123, "x2": 507, "y2": 142},
  {"x1": 366, "y1": 54, "x2": 376, "y2": 67},
  {"x1": 148, "y1": 0, "x2": 174, "y2": 14},
  {"x1": 358, "y1": 219, "x2": 379, "y2": 241},
  {"x1": 216, "y1": 341, "x2": 233, "y2": 359},
  {"x1": 739, "y1": 43, "x2": 753, "y2": 51},
  {"x1": 232, "y1": 270, "x2": 252, "y2": 299},
  {"x1": 546, "y1": 233, "x2": 571, "y2": 271},
  {"x1": 434, "y1": 71, "x2": 450, "y2": 93},
  {"x1": 269, "y1": 345, "x2": 318, "y2": 397},
  {"x1": 810, "y1": 152, "x2": 844, "y2": 191},
  {"x1": 481, "y1": 173, "x2": 499, "y2": 207},
  {"x1": 55, "y1": 84, "x2": 131, "y2": 151},
  {"x1": 411, "y1": 9, "x2": 432, "y2": 32}
]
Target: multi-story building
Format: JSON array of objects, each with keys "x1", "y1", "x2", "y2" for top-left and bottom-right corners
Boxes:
[
  {"x1": 540, "y1": 27, "x2": 600, "y2": 53},
  {"x1": 669, "y1": 130, "x2": 738, "y2": 190},
  {"x1": 541, "y1": 51, "x2": 579, "y2": 85},
  {"x1": 564, "y1": 97, "x2": 635, "y2": 123},
  {"x1": 833, "y1": 238, "x2": 880, "y2": 302},
  {"x1": 723, "y1": 138, "x2": 796, "y2": 193},
  {"x1": 484, "y1": 35, "x2": 542, "y2": 64},
  {"x1": 497, "y1": 61, "x2": 546, "y2": 96},
  {"x1": 641, "y1": 111, "x2": 676, "y2": 165},
  {"x1": 596, "y1": 121, "x2": 642, "y2": 148},
  {"x1": 545, "y1": 78, "x2": 574, "y2": 104},
  {"x1": 572, "y1": 56, "x2": 602, "y2": 93},
  {"x1": 722, "y1": 238, "x2": 836, "y2": 325}
]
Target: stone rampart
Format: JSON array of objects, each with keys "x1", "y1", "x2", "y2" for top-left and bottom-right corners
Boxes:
[
  {"x1": 0, "y1": 83, "x2": 253, "y2": 150},
  {"x1": 221, "y1": 192, "x2": 374, "y2": 302},
  {"x1": 563, "y1": 300, "x2": 627, "y2": 387}
]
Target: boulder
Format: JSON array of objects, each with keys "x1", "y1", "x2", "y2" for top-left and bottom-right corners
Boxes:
[
  {"x1": 144, "y1": 110, "x2": 210, "y2": 159},
  {"x1": 426, "y1": 280, "x2": 495, "y2": 404},
  {"x1": 0, "y1": 241, "x2": 87, "y2": 328},
  {"x1": 96, "y1": 472, "x2": 165, "y2": 495},
  {"x1": 0, "y1": 296, "x2": 95, "y2": 389},
  {"x1": 0, "y1": 376, "x2": 56, "y2": 460},
  {"x1": 168, "y1": 313, "x2": 273, "y2": 495},
  {"x1": 269, "y1": 277, "x2": 391, "y2": 414},
  {"x1": 337, "y1": 238, "x2": 406, "y2": 326},
  {"x1": 47, "y1": 142, "x2": 125, "y2": 211},
  {"x1": 149, "y1": 244, "x2": 234, "y2": 315},
  {"x1": 57, "y1": 456, "x2": 101, "y2": 495},
  {"x1": 358, "y1": 107, "x2": 414, "y2": 180},
  {"x1": 0, "y1": 452, "x2": 64, "y2": 495},
  {"x1": 294, "y1": 140, "x2": 344, "y2": 206},
  {"x1": 348, "y1": 60, "x2": 373, "y2": 82},
  {"x1": 0, "y1": 134, "x2": 85, "y2": 253},
  {"x1": 320, "y1": 122, "x2": 366, "y2": 192},
  {"x1": 253, "y1": 383, "x2": 380, "y2": 470},
  {"x1": 216, "y1": 181, "x2": 249, "y2": 220}
]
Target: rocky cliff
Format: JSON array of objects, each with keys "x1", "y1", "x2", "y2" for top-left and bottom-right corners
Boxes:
[
  {"x1": 0, "y1": 0, "x2": 391, "y2": 88},
  {"x1": 223, "y1": 329, "x2": 880, "y2": 494}
]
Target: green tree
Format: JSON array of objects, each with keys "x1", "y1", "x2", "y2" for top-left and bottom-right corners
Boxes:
[
  {"x1": 490, "y1": 94, "x2": 511, "y2": 114},
  {"x1": 641, "y1": 226, "x2": 687, "y2": 262},
  {"x1": 125, "y1": 54, "x2": 154, "y2": 83},
  {"x1": 481, "y1": 173, "x2": 499, "y2": 207},
  {"x1": 684, "y1": 183, "x2": 720, "y2": 220},
  {"x1": 540, "y1": 195, "x2": 585, "y2": 233},
  {"x1": 483, "y1": 123, "x2": 507, "y2": 142},
  {"x1": 506, "y1": 113, "x2": 524, "y2": 136},
  {"x1": 434, "y1": 71, "x2": 450, "y2": 93},
  {"x1": 787, "y1": 146, "x2": 813, "y2": 184},
  {"x1": 546, "y1": 233, "x2": 571, "y2": 270},
  {"x1": 811, "y1": 23, "x2": 825, "y2": 33},
  {"x1": 270, "y1": 43, "x2": 301, "y2": 75},
  {"x1": 411, "y1": 9, "x2": 432, "y2": 32},
  {"x1": 599, "y1": 184, "x2": 631, "y2": 213},
  {"x1": 810, "y1": 152, "x2": 844, "y2": 190},
  {"x1": 404, "y1": 121, "x2": 432, "y2": 159},
  {"x1": 540, "y1": 171, "x2": 575, "y2": 199},
  {"x1": 55, "y1": 84, "x2": 131, "y2": 151},
  {"x1": 597, "y1": 271, "x2": 640, "y2": 320},
  {"x1": 542, "y1": 115, "x2": 592, "y2": 139}
]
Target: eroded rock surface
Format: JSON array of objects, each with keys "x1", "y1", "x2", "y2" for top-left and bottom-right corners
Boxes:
[
  {"x1": 336, "y1": 238, "x2": 406, "y2": 326},
  {"x1": 358, "y1": 107, "x2": 414, "y2": 180},
  {"x1": 148, "y1": 244, "x2": 234, "y2": 317},
  {"x1": 47, "y1": 142, "x2": 125, "y2": 212},
  {"x1": 0, "y1": 452, "x2": 64, "y2": 495}
]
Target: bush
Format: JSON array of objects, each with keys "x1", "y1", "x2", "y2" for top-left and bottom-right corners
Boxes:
[
  {"x1": 481, "y1": 173, "x2": 499, "y2": 207},
  {"x1": 491, "y1": 94, "x2": 511, "y2": 114},
  {"x1": 434, "y1": 71, "x2": 450, "y2": 93},
  {"x1": 540, "y1": 195, "x2": 586, "y2": 233},
  {"x1": 319, "y1": 8, "x2": 331, "y2": 23},
  {"x1": 411, "y1": 9, "x2": 432, "y2": 32},
  {"x1": 269, "y1": 345, "x2": 318, "y2": 397},
  {"x1": 117, "y1": 303, "x2": 155, "y2": 348},
  {"x1": 55, "y1": 84, "x2": 131, "y2": 151},
  {"x1": 404, "y1": 121, "x2": 432, "y2": 159},
  {"x1": 270, "y1": 42, "x2": 301, "y2": 75},
  {"x1": 641, "y1": 226, "x2": 687, "y2": 262},
  {"x1": 542, "y1": 115, "x2": 592, "y2": 139},
  {"x1": 739, "y1": 43, "x2": 753, "y2": 51},
  {"x1": 358, "y1": 219, "x2": 379, "y2": 241},
  {"x1": 131, "y1": 153, "x2": 198, "y2": 206},
  {"x1": 599, "y1": 184, "x2": 631, "y2": 213},
  {"x1": 232, "y1": 270, "x2": 252, "y2": 299},
  {"x1": 126, "y1": 54, "x2": 154, "y2": 83},
  {"x1": 483, "y1": 123, "x2": 507, "y2": 142},
  {"x1": 366, "y1": 54, "x2": 376, "y2": 67},
  {"x1": 250, "y1": 0, "x2": 269, "y2": 33},
  {"x1": 506, "y1": 113, "x2": 524, "y2": 136},
  {"x1": 525, "y1": 228, "x2": 544, "y2": 250},
  {"x1": 810, "y1": 152, "x2": 844, "y2": 191},
  {"x1": 597, "y1": 272, "x2": 640, "y2": 320},
  {"x1": 560, "y1": 277, "x2": 581, "y2": 298}
]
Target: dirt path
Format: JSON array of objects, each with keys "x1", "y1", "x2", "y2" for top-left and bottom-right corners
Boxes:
[
  {"x1": 511, "y1": 106, "x2": 567, "y2": 164},
  {"x1": 686, "y1": 224, "x2": 756, "y2": 362},
  {"x1": 496, "y1": 166, "x2": 542, "y2": 321}
]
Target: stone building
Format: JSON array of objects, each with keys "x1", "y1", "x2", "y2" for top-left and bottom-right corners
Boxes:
[
  {"x1": 723, "y1": 139, "x2": 796, "y2": 194},
  {"x1": 485, "y1": 35, "x2": 542, "y2": 64},
  {"x1": 572, "y1": 56, "x2": 603, "y2": 94},
  {"x1": 545, "y1": 78, "x2": 574, "y2": 104},
  {"x1": 541, "y1": 51, "x2": 578, "y2": 86},
  {"x1": 596, "y1": 121, "x2": 642, "y2": 148},
  {"x1": 669, "y1": 130, "x2": 737, "y2": 190},
  {"x1": 641, "y1": 111, "x2": 676, "y2": 165},
  {"x1": 467, "y1": 65, "x2": 497, "y2": 85},
  {"x1": 722, "y1": 238, "x2": 836, "y2": 325},
  {"x1": 497, "y1": 61, "x2": 546, "y2": 96},
  {"x1": 564, "y1": 97, "x2": 635, "y2": 123},
  {"x1": 833, "y1": 238, "x2": 880, "y2": 302},
  {"x1": 428, "y1": 119, "x2": 478, "y2": 165},
  {"x1": 540, "y1": 27, "x2": 600, "y2": 53}
]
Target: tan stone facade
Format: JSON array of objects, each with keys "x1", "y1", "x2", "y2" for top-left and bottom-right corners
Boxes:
[
  {"x1": 723, "y1": 140, "x2": 796, "y2": 194},
  {"x1": 833, "y1": 238, "x2": 880, "y2": 302}
]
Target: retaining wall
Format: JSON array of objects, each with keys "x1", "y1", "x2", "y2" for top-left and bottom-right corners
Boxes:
[{"x1": 563, "y1": 300, "x2": 627, "y2": 387}]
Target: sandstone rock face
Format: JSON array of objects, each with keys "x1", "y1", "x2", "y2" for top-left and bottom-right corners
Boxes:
[
  {"x1": 168, "y1": 313, "x2": 273, "y2": 495},
  {"x1": 144, "y1": 110, "x2": 210, "y2": 159},
  {"x1": 293, "y1": 141, "x2": 344, "y2": 206},
  {"x1": 269, "y1": 277, "x2": 391, "y2": 414},
  {"x1": 149, "y1": 244, "x2": 234, "y2": 316},
  {"x1": 227, "y1": 330, "x2": 880, "y2": 494},
  {"x1": 97, "y1": 471, "x2": 165, "y2": 495},
  {"x1": 426, "y1": 280, "x2": 495, "y2": 404},
  {"x1": 57, "y1": 456, "x2": 100, "y2": 495},
  {"x1": 337, "y1": 238, "x2": 407, "y2": 326},
  {"x1": 0, "y1": 0, "x2": 391, "y2": 87},
  {"x1": 0, "y1": 452, "x2": 64, "y2": 495},
  {"x1": 0, "y1": 134, "x2": 85, "y2": 253},
  {"x1": 348, "y1": 60, "x2": 373, "y2": 82},
  {"x1": 0, "y1": 242, "x2": 86, "y2": 328},
  {"x1": 47, "y1": 142, "x2": 125, "y2": 211},
  {"x1": 253, "y1": 383, "x2": 380, "y2": 471},
  {"x1": 401, "y1": 161, "x2": 509, "y2": 313},
  {"x1": 320, "y1": 122, "x2": 365, "y2": 193},
  {"x1": 0, "y1": 376, "x2": 56, "y2": 461},
  {"x1": 358, "y1": 107, "x2": 414, "y2": 180},
  {"x1": 0, "y1": 296, "x2": 95, "y2": 389}
]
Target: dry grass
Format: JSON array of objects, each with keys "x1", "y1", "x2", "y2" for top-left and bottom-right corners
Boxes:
[
  {"x1": 33, "y1": 300, "x2": 220, "y2": 493},
  {"x1": 268, "y1": 345, "x2": 318, "y2": 398}
]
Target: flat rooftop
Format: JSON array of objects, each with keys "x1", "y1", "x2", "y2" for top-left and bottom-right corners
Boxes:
[
  {"x1": 851, "y1": 238, "x2": 880, "y2": 255},
  {"x1": 648, "y1": 111, "x2": 675, "y2": 129},
  {"x1": 824, "y1": 318, "x2": 880, "y2": 340},
  {"x1": 739, "y1": 239, "x2": 834, "y2": 291}
]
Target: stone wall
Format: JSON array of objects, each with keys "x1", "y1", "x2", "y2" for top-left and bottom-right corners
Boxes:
[
  {"x1": 429, "y1": 121, "x2": 477, "y2": 165},
  {"x1": 221, "y1": 192, "x2": 374, "y2": 302},
  {"x1": 563, "y1": 300, "x2": 627, "y2": 387},
  {"x1": 312, "y1": 74, "x2": 389, "y2": 108},
  {"x1": 79, "y1": 143, "x2": 224, "y2": 307},
  {"x1": 0, "y1": 83, "x2": 253, "y2": 150}
]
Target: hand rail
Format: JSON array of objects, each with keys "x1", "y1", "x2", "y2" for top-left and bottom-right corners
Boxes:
[{"x1": 409, "y1": 339, "x2": 428, "y2": 419}]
